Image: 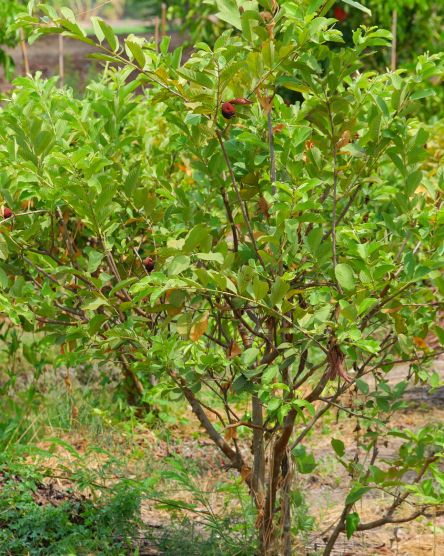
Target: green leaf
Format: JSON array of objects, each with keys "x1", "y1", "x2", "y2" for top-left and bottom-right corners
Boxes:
[
  {"x1": 87, "y1": 53, "x2": 119, "y2": 63},
  {"x1": 306, "y1": 227, "x2": 323, "y2": 253},
  {"x1": 342, "y1": 0, "x2": 371, "y2": 16},
  {"x1": 253, "y1": 277, "x2": 268, "y2": 301},
  {"x1": 335, "y1": 263, "x2": 355, "y2": 291},
  {"x1": 184, "y1": 224, "x2": 211, "y2": 252},
  {"x1": 126, "y1": 39, "x2": 146, "y2": 67},
  {"x1": 214, "y1": 0, "x2": 242, "y2": 30},
  {"x1": 90, "y1": 16, "x2": 105, "y2": 42},
  {"x1": 331, "y1": 438, "x2": 345, "y2": 457},
  {"x1": 277, "y1": 77, "x2": 310, "y2": 93},
  {"x1": 241, "y1": 347, "x2": 259, "y2": 366},
  {"x1": 0, "y1": 266, "x2": 8, "y2": 289},
  {"x1": 195, "y1": 252, "x2": 224, "y2": 264},
  {"x1": 357, "y1": 298, "x2": 377, "y2": 315},
  {"x1": 292, "y1": 445, "x2": 317, "y2": 474},
  {"x1": 346, "y1": 512, "x2": 360, "y2": 539},
  {"x1": 355, "y1": 378, "x2": 369, "y2": 395},
  {"x1": 0, "y1": 237, "x2": 8, "y2": 260},
  {"x1": 270, "y1": 277, "x2": 290, "y2": 307},
  {"x1": 168, "y1": 255, "x2": 191, "y2": 275},
  {"x1": 406, "y1": 170, "x2": 422, "y2": 195},
  {"x1": 124, "y1": 164, "x2": 141, "y2": 195},
  {"x1": 98, "y1": 19, "x2": 119, "y2": 51},
  {"x1": 232, "y1": 374, "x2": 254, "y2": 393},
  {"x1": 433, "y1": 325, "x2": 444, "y2": 347},
  {"x1": 60, "y1": 7, "x2": 76, "y2": 23},
  {"x1": 87, "y1": 250, "x2": 104, "y2": 273},
  {"x1": 82, "y1": 298, "x2": 108, "y2": 311},
  {"x1": 411, "y1": 89, "x2": 436, "y2": 101},
  {"x1": 88, "y1": 314, "x2": 108, "y2": 335},
  {"x1": 292, "y1": 398, "x2": 315, "y2": 418},
  {"x1": 345, "y1": 486, "x2": 370, "y2": 505}
]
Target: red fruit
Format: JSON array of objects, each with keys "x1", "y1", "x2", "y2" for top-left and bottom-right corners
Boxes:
[
  {"x1": 143, "y1": 256, "x2": 155, "y2": 273},
  {"x1": 221, "y1": 102, "x2": 236, "y2": 119},
  {"x1": 333, "y1": 6, "x2": 347, "y2": 22},
  {"x1": 3, "y1": 207, "x2": 13, "y2": 219},
  {"x1": 229, "y1": 98, "x2": 253, "y2": 105}
]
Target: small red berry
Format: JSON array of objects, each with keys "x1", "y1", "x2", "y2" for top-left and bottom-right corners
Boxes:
[
  {"x1": 333, "y1": 6, "x2": 347, "y2": 22},
  {"x1": 221, "y1": 102, "x2": 236, "y2": 119},
  {"x1": 229, "y1": 98, "x2": 253, "y2": 105},
  {"x1": 3, "y1": 207, "x2": 13, "y2": 219},
  {"x1": 143, "y1": 256, "x2": 155, "y2": 273}
]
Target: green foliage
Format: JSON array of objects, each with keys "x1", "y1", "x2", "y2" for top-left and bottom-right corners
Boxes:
[
  {"x1": 0, "y1": 0, "x2": 22, "y2": 79},
  {"x1": 344, "y1": 0, "x2": 444, "y2": 57},
  {"x1": 4, "y1": 0, "x2": 444, "y2": 552},
  {"x1": 153, "y1": 456, "x2": 258, "y2": 554},
  {"x1": 0, "y1": 462, "x2": 141, "y2": 555}
]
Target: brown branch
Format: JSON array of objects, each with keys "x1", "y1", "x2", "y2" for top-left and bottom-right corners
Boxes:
[
  {"x1": 267, "y1": 109, "x2": 276, "y2": 193},
  {"x1": 215, "y1": 129, "x2": 268, "y2": 273},
  {"x1": 219, "y1": 185, "x2": 239, "y2": 252},
  {"x1": 323, "y1": 456, "x2": 438, "y2": 555},
  {"x1": 119, "y1": 352, "x2": 144, "y2": 398},
  {"x1": 225, "y1": 420, "x2": 265, "y2": 431},
  {"x1": 199, "y1": 399, "x2": 226, "y2": 427},
  {"x1": 170, "y1": 371, "x2": 247, "y2": 479}
]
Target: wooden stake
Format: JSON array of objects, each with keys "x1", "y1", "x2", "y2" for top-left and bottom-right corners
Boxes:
[
  {"x1": 154, "y1": 16, "x2": 160, "y2": 52},
  {"x1": 58, "y1": 34, "x2": 64, "y2": 86},
  {"x1": 19, "y1": 28, "x2": 30, "y2": 76},
  {"x1": 391, "y1": 9, "x2": 397, "y2": 71},
  {"x1": 161, "y1": 3, "x2": 167, "y2": 38}
]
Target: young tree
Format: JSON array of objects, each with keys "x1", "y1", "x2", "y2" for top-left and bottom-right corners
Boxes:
[{"x1": 4, "y1": 1, "x2": 444, "y2": 553}]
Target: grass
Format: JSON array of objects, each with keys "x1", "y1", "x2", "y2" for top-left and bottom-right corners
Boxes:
[
  {"x1": 0, "y1": 372, "x2": 257, "y2": 555},
  {"x1": 2, "y1": 361, "x2": 442, "y2": 555}
]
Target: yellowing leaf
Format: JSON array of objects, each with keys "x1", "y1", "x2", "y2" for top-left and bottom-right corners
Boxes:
[
  {"x1": 413, "y1": 336, "x2": 428, "y2": 350},
  {"x1": 240, "y1": 465, "x2": 252, "y2": 483},
  {"x1": 336, "y1": 130, "x2": 351, "y2": 149},
  {"x1": 224, "y1": 426, "x2": 238, "y2": 441},
  {"x1": 190, "y1": 312, "x2": 209, "y2": 342},
  {"x1": 228, "y1": 341, "x2": 242, "y2": 358}
]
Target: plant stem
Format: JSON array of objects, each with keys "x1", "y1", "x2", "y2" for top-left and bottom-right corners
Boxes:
[{"x1": 215, "y1": 129, "x2": 268, "y2": 272}]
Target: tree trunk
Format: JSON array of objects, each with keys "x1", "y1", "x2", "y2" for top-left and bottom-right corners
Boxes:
[
  {"x1": 281, "y1": 454, "x2": 293, "y2": 556},
  {"x1": 259, "y1": 409, "x2": 297, "y2": 555}
]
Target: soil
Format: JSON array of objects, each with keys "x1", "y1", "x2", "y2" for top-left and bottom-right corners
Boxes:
[{"x1": 19, "y1": 356, "x2": 444, "y2": 556}]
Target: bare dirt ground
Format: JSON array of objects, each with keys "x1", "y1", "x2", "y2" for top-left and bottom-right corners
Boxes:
[
  {"x1": 0, "y1": 35, "x2": 98, "y2": 93},
  {"x1": 27, "y1": 356, "x2": 444, "y2": 556}
]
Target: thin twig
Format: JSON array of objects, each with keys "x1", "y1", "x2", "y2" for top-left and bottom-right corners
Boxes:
[{"x1": 215, "y1": 130, "x2": 268, "y2": 272}]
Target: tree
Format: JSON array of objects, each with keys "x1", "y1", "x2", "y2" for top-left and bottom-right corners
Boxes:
[{"x1": 5, "y1": 1, "x2": 444, "y2": 553}]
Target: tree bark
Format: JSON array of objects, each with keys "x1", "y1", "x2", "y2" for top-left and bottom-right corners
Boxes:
[{"x1": 260, "y1": 409, "x2": 297, "y2": 554}]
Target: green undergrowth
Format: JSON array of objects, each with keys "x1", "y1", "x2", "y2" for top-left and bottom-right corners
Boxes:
[
  {"x1": 0, "y1": 385, "x2": 258, "y2": 555},
  {"x1": 0, "y1": 453, "x2": 257, "y2": 555},
  {"x1": 0, "y1": 455, "x2": 142, "y2": 555}
]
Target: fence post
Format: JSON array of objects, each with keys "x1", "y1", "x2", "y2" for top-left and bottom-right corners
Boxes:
[
  {"x1": 59, "y1": 34, "x2": 64, "y2": 86},
  {"x1": 19, "y1": 28, "x2": 30, "y2": 76}
]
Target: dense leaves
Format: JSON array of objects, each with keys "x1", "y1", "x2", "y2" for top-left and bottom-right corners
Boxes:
[{"x1": 1, "y1": 0, "x2": 443, "y2": 553}]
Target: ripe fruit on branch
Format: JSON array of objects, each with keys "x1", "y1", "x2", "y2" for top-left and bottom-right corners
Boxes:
[
  {"x1": 221, "y1": 102, "x2": 236, "y2": 119},
  {"x1": 221, "y1": 98, "x2": 253, "y2": 119},
  {"x1": 143, "y1": 256, "x2": 155, "y2": 273},
  {"x1": 2, "y1": 207, "x2": 13, "y2": 219},
  {"x1": 333, "y1": 6, "x2": 347, "y2": 22}
]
